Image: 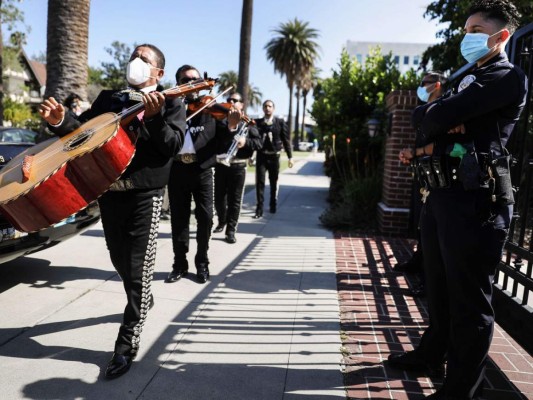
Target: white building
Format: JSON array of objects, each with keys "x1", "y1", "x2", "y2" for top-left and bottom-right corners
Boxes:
[{"x1": 345, "y1": 41, "x2": 432, "y2": 74}]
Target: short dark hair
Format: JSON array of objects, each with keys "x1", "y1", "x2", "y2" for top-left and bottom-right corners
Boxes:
[
  {"x1": 175, "y1": 64, "x2": 201, "y2": 84},
  {"x1": 263, "y1": 99, "x2": 275, "y2": 108},
  {"x1": 134, "y1": 43, "x2": 165, "y2": 69},
  {"x1": 64, "y1": 93, "x2": 81, "y2": 108},
  {"x1": 424, "y1": 71, "x2": 447, "y2": 85},
  {"x1": 468, "y1": 0, "x2": 522, "y2": 34},
  {"x1": 228, "y1": 91, "x2": 243, "y2": 100}
]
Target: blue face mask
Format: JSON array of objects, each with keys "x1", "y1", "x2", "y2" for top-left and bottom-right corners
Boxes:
[
  {"x1": 417, "y1": 86, "x2": 431, "y2": 102},
  {"x1": 460, "y1": 31, "x2": 499, "y2": 63}
]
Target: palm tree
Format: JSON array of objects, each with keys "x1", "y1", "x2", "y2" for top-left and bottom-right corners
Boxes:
[
  {"x1": 217, "y1": 70, "x2": 239, "y2": 92},
  {"x1": 44, "y1": 0, "x2": 90, "y2": 104},
  {"x1": 264, "y1": 18, "x2": 320, "y2": 145},
  {"x1": 217, "y1": 70, "x2": 262, "y2": 112},
  {"x1": 237, "y1": 0, "x2": 253, "y2": 106}
]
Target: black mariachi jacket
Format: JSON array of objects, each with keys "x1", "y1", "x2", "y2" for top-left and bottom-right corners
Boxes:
[
  {"x1": 215, "y1": 120, "x2": 263, "y2": 160},
  {"x1": 419, "y1": 53, "x2": 528, "y2": 157},
  {"x1": 49, "y1": 89, "x2": 186, "y2": 190},
  {"x1": 183, "y1": 110, "x2": 236, "y2": 170},
  {"x1": 254, "y1": 116, "x2": 293, "y2": 159}
]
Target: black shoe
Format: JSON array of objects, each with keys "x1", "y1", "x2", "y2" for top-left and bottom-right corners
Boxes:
[
  {"x1": 387, "y1": 351, "x2": 444, "y2": 377},
  {"x1": 165, "y1": 269, "x2": 188, "y2": 283},
  {"x1": 148, "y1": 293, "x2": 155, "y2": 310},
  {"x1": 196, "y1": 265, "x2": 210, "y2": 284},
  {"x1": 225, "y1": 232, "x2": 236, "y2": 244},
  {"x1": 213, "y1": 224, "x2": 225, "y2": 233},
  {"x1": 160, "y1": 211, "x2": 170, "y2": 221},
  {"x1": 104, "y1": 353, "x2": 133, "y2": 379},
  {"x1": 394, "y1": 259, "x2": 422, "y2": 273},
  {"x1": 253, "y1": 210, "x2": 263, "y2": 219},
  {"x1": 270, "y1": 205, "x2": 276, "y2": 213}
]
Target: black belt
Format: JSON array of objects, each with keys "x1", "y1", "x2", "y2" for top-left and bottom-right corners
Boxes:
[
  {"x1": 261, "y1": 151, "x2": 280, "y2": 155},
  {"x1": 416, "y1": 155, "x2": 462, "y2": 189}
]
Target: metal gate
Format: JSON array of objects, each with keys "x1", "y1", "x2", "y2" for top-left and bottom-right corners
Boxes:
[{"x1": 493, "y1": 22, "x2": 533, "y2": 354}]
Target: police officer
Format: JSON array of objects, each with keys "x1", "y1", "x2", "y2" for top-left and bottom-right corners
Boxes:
[
  {"x1": 396, "y1": 72, "x2": 446, "y2": 298},
  {"x1": 388, "y1": 1, "x2": 528, "y2": 399},
  {"x1": 40, "y1": 44, "x2": 186, "y2": 379},
  {"x1": 253, "y1": 100, "x2": 293, "y2": 218},
  {"x1": 166, "y1": 65, "x2": 240, "y2": 284},
  {"x1": 214, "y1": 92, "x2": 262, "y2": 243}
]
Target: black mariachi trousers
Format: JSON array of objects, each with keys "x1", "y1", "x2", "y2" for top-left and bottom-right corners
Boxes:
[
  {"x1": 214, "y1": 163, "x2": 246, "y2": 234},
  {"x1": 419, "y1": 185, "x2": 511, "y2": 398},
  {"x1": 98, "y1": 188, "x2": 163, "y2": 357},
  {"x1": 255, "y1": 152, "x2": 280, "y2": 211},
  {"x1": 168, "y1": 161, "x2": 213, "y2": 269}
]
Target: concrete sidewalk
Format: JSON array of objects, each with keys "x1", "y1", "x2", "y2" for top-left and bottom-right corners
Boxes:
[{"x1": 0, "y1": 153, "x2": 345, "y2": 399}]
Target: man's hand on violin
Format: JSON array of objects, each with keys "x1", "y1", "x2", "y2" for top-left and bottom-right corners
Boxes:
[
  {"x1": 227, "y1": 108, "x2": 241, "y2": 130},
  {"x1": 39, "y1": 97, "x2": 65, "y2": 126},
  {"x1": 143, "y1": 92, "x2": 165, "y2": 119}
]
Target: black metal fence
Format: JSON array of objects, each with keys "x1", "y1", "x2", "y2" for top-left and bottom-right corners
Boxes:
[{"x1": 493, "y1": 22, "x2": 533, "y2": 354}]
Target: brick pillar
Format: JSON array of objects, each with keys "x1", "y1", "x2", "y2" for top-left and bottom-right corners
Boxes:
[{"x1": 377, "y1": 90, "x2": 418, "y2": 236}]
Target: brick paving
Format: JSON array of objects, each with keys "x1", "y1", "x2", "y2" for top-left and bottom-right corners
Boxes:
[{"x1": 335, "y1": 232, "x2": 533, "y2": 400}]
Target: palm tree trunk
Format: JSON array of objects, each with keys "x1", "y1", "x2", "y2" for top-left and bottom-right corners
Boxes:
[
  {"x1": 294, "y1": 86, "x2": 300, "y2": 143},
  {"x1": 44, "y1": 0, "x2": 90, "y2": 103},
  {"x1": 301, "y1": 92, "x2": 308, "y2": 141},
  {"x1": 237, "y1": 0, "x2": 253, "y2": 107},
  {"x1": 288, "y1": 82, "x2": 294, "y2": 148}
]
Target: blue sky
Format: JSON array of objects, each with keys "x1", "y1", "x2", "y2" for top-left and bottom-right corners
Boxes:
[{"x1": 14, "y1": 0, "x2": 445, "y2": 115}]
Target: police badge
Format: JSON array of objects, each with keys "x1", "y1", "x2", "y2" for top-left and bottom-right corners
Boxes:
[{"x1": 458, "y1": 74, "x2": 476, "y2": 92}]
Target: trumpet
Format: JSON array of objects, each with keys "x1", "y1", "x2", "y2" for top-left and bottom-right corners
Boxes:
[{"x1": 216, "y1": 122, "x2": 249, "y2": 167}]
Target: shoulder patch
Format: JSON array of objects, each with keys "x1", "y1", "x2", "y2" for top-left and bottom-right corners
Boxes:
[{"x1": 458, "y1": 74, "x2": 476, "y2": 92}]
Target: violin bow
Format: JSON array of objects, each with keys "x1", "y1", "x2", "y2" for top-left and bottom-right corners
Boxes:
[{"x1": 186, "y1": 86, "x2": 234, "y2": 122}]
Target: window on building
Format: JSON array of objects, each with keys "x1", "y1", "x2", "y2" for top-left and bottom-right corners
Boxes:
[
  {"x1": 413, "y1": 55, "x2": 420, "y2": 65},
  {"x1": 404, "y1": 56, "x2": 409, "y2": 65},
  {"x1": 393, "y1": 55, "x2": 399, "y2": 65},
  {"x1": 356, "y1": 54, "x2": 362, "y2": 64}
]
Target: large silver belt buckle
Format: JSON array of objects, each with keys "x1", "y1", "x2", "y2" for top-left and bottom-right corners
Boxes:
[{"x1": 181, "y1": 154, "x2": 194, "y2": 164}]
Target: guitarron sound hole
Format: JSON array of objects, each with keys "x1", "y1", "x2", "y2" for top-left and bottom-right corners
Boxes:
[{"x1": 63, "y1": 129, "x2": 95, "y2": 151}]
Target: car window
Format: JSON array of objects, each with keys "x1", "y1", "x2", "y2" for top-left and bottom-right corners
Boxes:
[{"x1": 0, "y1": 129, "x2": 37, "y2": 144}]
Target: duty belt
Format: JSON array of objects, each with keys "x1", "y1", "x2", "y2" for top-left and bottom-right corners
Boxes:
[
  {"x1": 416, "y1": 155, "x2": 461, "y2": 189},
  {"x1": 109, "y1": 178, "x2": 136, "y2": 191},
  {"x1": 175, "y1": 153, "x2": 197, "y2": 164}
]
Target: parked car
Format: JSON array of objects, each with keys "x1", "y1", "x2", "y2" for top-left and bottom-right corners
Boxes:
[
  {"x1": 298, "y1": 141, "x2": 314, "y2": 152},
  {"x1": 0, "y1": 127, "x2": 101, "y2": 264}
]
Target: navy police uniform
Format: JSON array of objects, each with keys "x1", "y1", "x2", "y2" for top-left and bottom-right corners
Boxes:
[
  {"x1": 50, "y1": 88, "x2": 186, "y2": 359},
  {"x1": 414, "y1": 52, "x2": 528, "y2": 398},
  {"x1": 253, "y1": 116, "x2": 292, "y2": 215}
]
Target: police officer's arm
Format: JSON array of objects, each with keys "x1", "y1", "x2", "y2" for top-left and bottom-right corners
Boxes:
[
  {"x1": 421, "y1": 68, "x2": 524, "y2": 140},
  {"x1": 279, "y1": 118, "x2": 293, "y2": 167},
  {"x1": 143, "y1": 96, "x2": 186, "y2": 157}
]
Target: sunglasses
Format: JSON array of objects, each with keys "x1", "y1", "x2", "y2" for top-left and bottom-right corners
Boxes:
[{"x1": 227, "y1": 98, "x2": 243, "y2": 103}]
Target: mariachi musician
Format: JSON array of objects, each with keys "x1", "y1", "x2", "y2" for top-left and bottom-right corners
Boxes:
[
  {"x1": 213, "y1": 91, "x2": 262, "y2": 244},
  {"x1": 39, "y1": 43, "x2": 186, "y2": 379},
  {"x1": 165, "y1": 65, "x2": 241, "y2": 285}
]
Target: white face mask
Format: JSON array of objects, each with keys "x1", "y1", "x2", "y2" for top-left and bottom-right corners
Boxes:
[{"x1": 126, "y1": 57, "x2": 155, "y2": 86}]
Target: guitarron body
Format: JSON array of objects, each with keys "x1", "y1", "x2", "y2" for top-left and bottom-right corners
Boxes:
[{"x1": 0, "y1": 112, "x2": 135, "y2": 232}]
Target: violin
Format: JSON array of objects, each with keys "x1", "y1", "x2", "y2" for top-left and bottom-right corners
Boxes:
[{"x1": 187, "y1": 95, "x2": 256, "y2": 125}]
